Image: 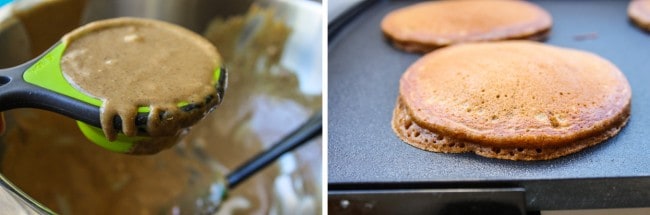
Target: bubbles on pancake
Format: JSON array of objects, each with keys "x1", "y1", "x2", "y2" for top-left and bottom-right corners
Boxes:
[
  {"x1": 446, "y1": 83, "x2": 586, "y2": 131},
  {"x1": 404, "y1": 120, "x2": 413, "y2": 130},
  {"x1": 491, "y1": 148, "x2": 501, "y2": 154}
]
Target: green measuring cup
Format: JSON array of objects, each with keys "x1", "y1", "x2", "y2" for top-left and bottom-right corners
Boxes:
[{"x1": 0, "y1": 42, "x2": 227, "y2": 154}]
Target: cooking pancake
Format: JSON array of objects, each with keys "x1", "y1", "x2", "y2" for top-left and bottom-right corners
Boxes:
[
  {"x1": 380, "y1": 0, "x2": 552, "y2": 53},
  {"x1": 392, "y1": 41, "x2": 631, "y2": 161},
  {"x1": 629, "y1": 0, "x2": 650, "y2": 32}
]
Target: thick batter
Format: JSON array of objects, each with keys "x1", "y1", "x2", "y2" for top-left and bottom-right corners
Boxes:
[{"x1": 60, "y1": 17, "x2": 222, "y2": 142}]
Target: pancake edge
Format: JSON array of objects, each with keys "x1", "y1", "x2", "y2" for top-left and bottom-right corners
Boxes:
[
  {"x1": 383, "y1": 28, "x2": 550, "y2": 54},
  {"x1": 391, "y1": 97, "x2": 631, "y2": 161}
]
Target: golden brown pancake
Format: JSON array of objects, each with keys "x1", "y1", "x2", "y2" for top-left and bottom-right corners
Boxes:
[
  {"x1": 629, "y1": 0, "x2": 650, "y2": 31},
  {"x1": 392, "y1": 41, "x2": 631, "y2": 161},
  {"x1": 381, "y1": 0, "x2": 552, "y2": 53}
]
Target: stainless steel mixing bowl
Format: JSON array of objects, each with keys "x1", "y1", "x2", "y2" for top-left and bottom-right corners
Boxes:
[{"x1": 0, "y1": 0, "x2": 322, "y2": 214}]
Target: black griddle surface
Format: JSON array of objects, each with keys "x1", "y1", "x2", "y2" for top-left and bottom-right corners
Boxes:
[{"x1": 328, "y1": 0, "x2": 650, "y2": 210}]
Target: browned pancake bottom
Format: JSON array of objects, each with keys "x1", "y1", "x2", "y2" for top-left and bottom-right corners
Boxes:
[
  {"x1": 630, "y1": 18, "x2": 650, "y2": 32},
  {"x1": 385, "y1": 28, "x2": 550, "y2": 54},
  {"x1": 391, "y1": 98, "x2": 630, "y2": 161}
]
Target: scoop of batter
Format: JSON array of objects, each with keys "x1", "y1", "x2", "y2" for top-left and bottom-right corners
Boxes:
[{"x1": 60, "y1": 17, "x2": 222, "y2": 147}]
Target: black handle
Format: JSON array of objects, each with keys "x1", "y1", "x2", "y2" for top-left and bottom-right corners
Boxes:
[
  {"x1": 226, "y1": 110, "x2": 322, "y2": 188},
  {"x1": 0, "y1": 54, "x2": 144, "y2": 130},
  {"x1": 0, "y1": 62, "x2": 104, "y2": 128}
]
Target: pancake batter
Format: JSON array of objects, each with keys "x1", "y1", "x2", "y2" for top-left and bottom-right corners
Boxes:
[{"x1": 60, "y1": 18, "x2": 222, "y2": 144}]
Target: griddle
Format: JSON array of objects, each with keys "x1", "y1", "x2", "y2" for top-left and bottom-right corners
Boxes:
[{"x1": 328, "y1": 0, "x2": 650, "y2": 212}]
